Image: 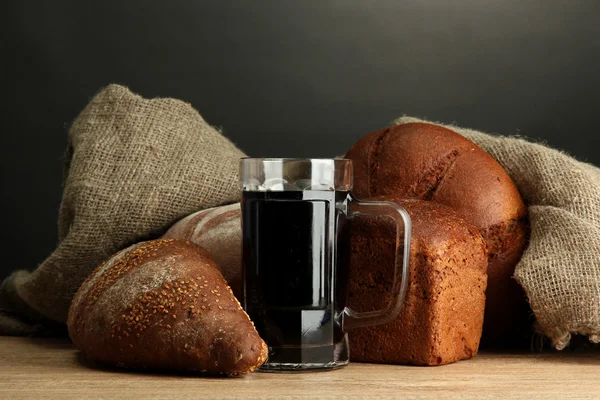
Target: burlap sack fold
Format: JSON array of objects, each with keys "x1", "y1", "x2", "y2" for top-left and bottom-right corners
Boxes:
[
  {"x1": 394, "y1": 116, "x2": 600, "y2": 349},
  {"x1": 0, "y1": 84, "x2": 245, "y2": 334}
]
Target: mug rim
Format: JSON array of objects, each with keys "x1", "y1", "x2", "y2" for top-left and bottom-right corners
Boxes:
[
  {"x1": 240, "y1": 157, "x2": 353, "y2": 191},
  {"x1": 240, "y1": 157, "x2": 350, "y2": 162}
]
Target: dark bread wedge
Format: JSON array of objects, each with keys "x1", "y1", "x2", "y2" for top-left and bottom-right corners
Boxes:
[{"x1": 68, "y1": 239, "x2": 267, "y2": 375}]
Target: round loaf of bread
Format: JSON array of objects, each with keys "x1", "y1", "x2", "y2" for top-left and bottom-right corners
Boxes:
[
  {"x1": 346, "y1": 122, "x2": 530, "y2": 345},
  {"x1": 67, "y1": 238, "x2": 267, "y2": 375}
]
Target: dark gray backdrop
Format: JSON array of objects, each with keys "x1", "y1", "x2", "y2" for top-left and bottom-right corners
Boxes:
[{"x1": 2, "y1": 0, "x2": 599, "y2": 280}]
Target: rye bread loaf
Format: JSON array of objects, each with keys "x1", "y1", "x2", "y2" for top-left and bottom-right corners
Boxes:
[
  {"x1": 345, "y1": 122, "x2": 529, "y2": 345},
  {"x1": 162, "y1": 203, "x2": 242, "y2": 298},
  {"x1": 348, "y1": 198, "x2": 488, "y2": 365},
  {"x1": 67, "y1": 239, "x2": 267, "y2": 375}
]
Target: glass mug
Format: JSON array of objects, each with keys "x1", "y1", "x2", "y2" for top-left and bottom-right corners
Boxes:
[{"x1": 240, "y1": 158, "x2": 411, "y2": 371}]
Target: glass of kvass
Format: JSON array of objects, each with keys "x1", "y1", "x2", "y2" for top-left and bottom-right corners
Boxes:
[{"x1": 240, "y1": 158, "x2": 411, "y2": 371}]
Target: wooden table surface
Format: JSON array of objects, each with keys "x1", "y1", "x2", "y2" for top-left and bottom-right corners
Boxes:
[{"x1": 0, "y1": 337, "x2": 598, "y2": 399}]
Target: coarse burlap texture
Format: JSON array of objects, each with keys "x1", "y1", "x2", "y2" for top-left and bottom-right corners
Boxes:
[
  {"x1": 395, "y1": 116, "x2": 600, "y2": 349},
  {"x1": 0, "y1": 84, "x2": 245, "y2": 335}
]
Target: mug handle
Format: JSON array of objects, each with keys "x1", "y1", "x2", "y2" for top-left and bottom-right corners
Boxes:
[{"x1": 342, "y1": 194, "x2": 412, "y2": 330}]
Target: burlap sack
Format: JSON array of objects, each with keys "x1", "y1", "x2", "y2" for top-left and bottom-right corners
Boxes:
[
  {"x1": 395, "y1": 116, "x2": 600, "y2": 349},
  {"x1": 0, "y1": 84, "x2": 245, "y2": 334}
]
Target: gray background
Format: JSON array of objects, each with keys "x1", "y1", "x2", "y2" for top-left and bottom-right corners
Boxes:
[{"x1": 2, "y1": 0, "x2": 599, "y2": 279}]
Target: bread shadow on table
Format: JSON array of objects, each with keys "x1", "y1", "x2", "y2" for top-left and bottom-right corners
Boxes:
[
  {"x1": 536, "y1": 339, "x2": 600, "y2": 366},
  {"x1": 19, "y1": 336, "x2": 600, "y2": 369},
  {"x1": 482, "y1": 335, "x2": 600, "y2": 366},
  {"x1": 10, "y1": 337, "x2": 247, "y2": 378},
  {"x1": 21, "y1": 336, "x2": 73, "y2": 349},
  {"x1": 74, "y1": 351, "x2": 243, "y2": 380}
]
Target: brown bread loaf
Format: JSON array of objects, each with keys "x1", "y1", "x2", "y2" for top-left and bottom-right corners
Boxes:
[
  {"x1": 348, "y1": 198, "x2": 488, "y2": 365},
  {"x1": 162, "y1": 203, "x2": 242, "y2": 298},
  {"x1": 67, "y1": 239, "x2": 267, "y2": 375},
  {"x1": 345, "y1": 122, "x2": 529, "y2": 345}
]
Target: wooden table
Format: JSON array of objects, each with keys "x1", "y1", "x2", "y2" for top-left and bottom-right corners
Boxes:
[{"x1": 0, "y1": 337, "x2": 598, "y2": 399}]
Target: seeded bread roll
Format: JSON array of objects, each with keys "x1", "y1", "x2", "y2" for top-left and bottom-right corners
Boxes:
[
  {"x1": 67, "y1": 239, "x2": 267, "y2": 375},
  {"x1": 346, "y1": 123, "x2": 529, "y2": 345},
  {"x1": 348, "y1": 198, "x2": 488, "y2": 365}
]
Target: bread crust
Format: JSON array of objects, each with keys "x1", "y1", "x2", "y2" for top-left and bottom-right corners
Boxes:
[
  {"x1": 346, "y1": 123, "x2": 530, "y2": 345},
  {"x1": 162, "y1": 204, "x2": 242, "y2": 298},
  {"x1": 67, "y1": 239, "x2": 267, "y2": 375},
  {"x1": 348, "y1": 198, "x2": 488, "y2": 365}
]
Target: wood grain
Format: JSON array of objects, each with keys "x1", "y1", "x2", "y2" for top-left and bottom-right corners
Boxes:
[{"x1": 0, "y1": 337, "x2": 599, "y2": 399}]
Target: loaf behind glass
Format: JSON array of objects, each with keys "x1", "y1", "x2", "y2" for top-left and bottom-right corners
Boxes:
[
  {"x1": 346, "y1": 123, "x2": 529, "y2": 346},
  {"x1": 162, "y1": 204, "x2": 242, "y2": 298},
  {"x1": 67, "y1": 238, "x2": 267, "y2": 375}
]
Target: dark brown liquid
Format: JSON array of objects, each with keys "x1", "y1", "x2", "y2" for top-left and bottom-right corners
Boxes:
[{"x1": 242, "y1": 190, "x2": 350, "y2": 365}]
